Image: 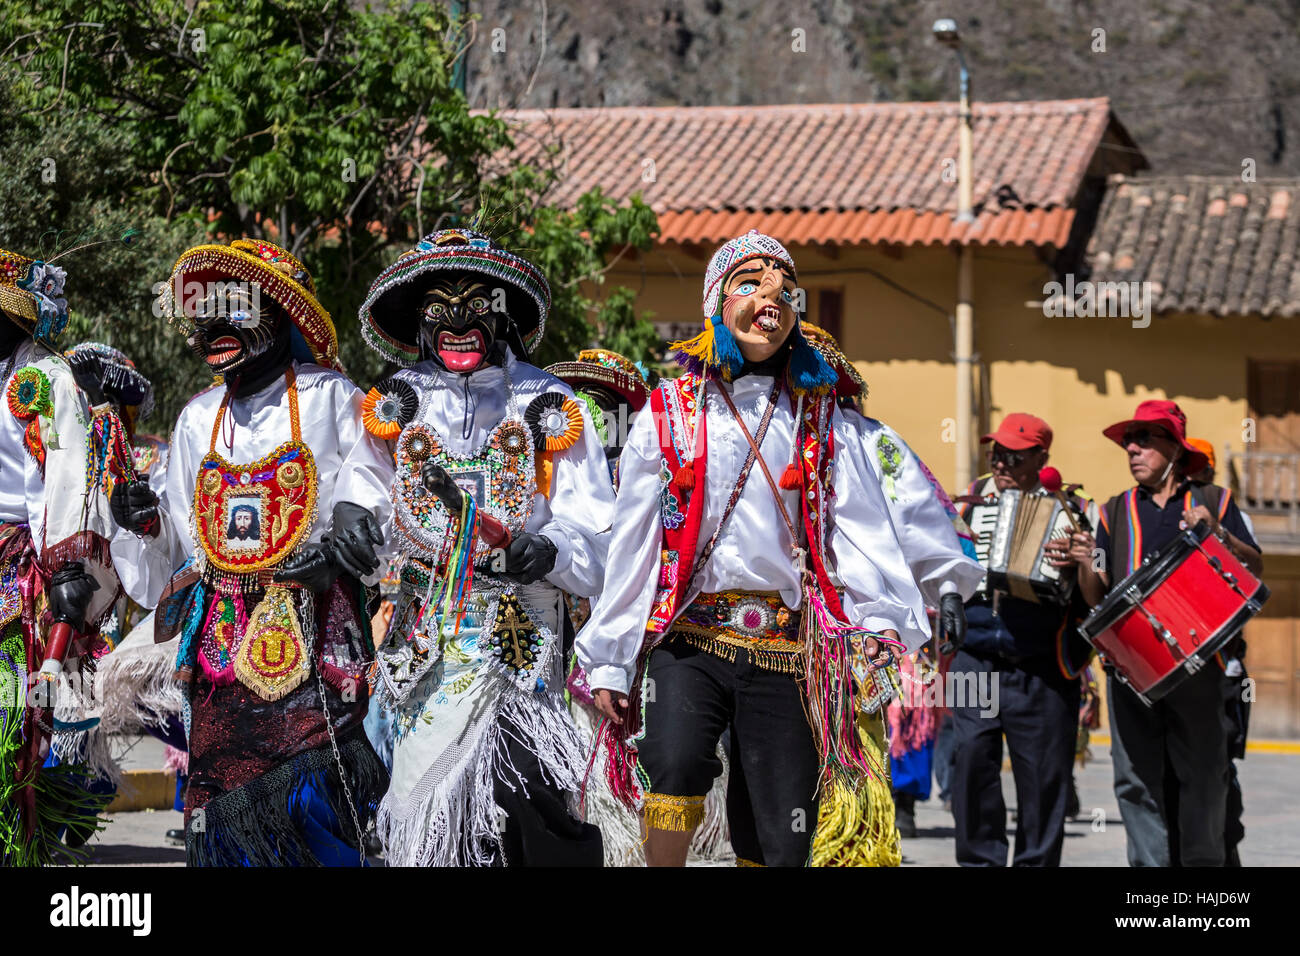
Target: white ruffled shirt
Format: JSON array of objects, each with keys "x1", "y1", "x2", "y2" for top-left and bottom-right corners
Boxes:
[
  {"x1": 382, "y1": 349, "x2": 615, "y2": 598},
  {"x1": 111, "y1": 362, "x2": 396, "y2": 607},
  {"x1": 576, "y1": 374, "x2": 932, "y2": 695},
  {"x1": 851, "y1": 413, "x2": 985, "y2": 609}
]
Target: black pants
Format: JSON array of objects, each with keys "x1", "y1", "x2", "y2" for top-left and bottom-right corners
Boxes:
[
  {"x1": 637, "y1": 639, "x2": 819, "y2": 866},
  {"x1": 1165, "y1": 664, "x2": 1249, "y2": 866},
  {"x1": 488, "y1": 715, "x2": 603, "y2": 867},
  {"x1": 950, "y1": 649, "x2": 1080, "y2": 866},
  {"x1": 1108, "y1": 664, "x2": 1230, "y2": 867}
]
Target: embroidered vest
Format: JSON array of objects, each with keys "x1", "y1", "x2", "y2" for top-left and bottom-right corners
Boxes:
[
  {"x1": 646, "y1": 374, "x2": 844, "y2": 635},
  {"x1": 189, "y1": 368, "x2": 320, "y2": 701}
]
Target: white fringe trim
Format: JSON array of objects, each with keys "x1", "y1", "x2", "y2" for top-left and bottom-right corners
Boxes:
[
  {"x1": 690, "y1": 751, "x2": 733, "y2": 862},
  {"x1": 567, "y1": 701, "x2": 734, "y2": 865},
  {"x1": 49, "y1": 721, "x2": 123, "y2": 789},
  {"x1": 95, "y1": 631, "x2": 184, "y2": 736},
  {"x1": 377, "y1": 677, "x2": 590, "y2": 867}
]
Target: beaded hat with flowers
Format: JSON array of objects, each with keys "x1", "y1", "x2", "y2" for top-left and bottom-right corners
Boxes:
[
  {"x1": 160, "y1": 238, "x2": 340, "y2": 372},
  {"x1": 0, "y1": 246, "x2": 71, "y2": 348},
  {"x1": 671, "y1": 229, "x2": 837, "y2": 395},
  {"x1": 359, "y1": 228, "x2": 551, "y2": 368}
]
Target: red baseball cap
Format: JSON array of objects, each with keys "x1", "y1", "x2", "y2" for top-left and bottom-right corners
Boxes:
[
  {"x1": 1102, "y1": 399, "x2": 1208, "y2": 475},
  {"x1": 981, "y1": 412, "x2": 1053, "y2": 451}
]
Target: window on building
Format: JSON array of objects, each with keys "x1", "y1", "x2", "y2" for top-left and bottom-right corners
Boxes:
[
  {"x1": 1242, "y1": 359, "x2": 1300, "y2": 516},
  {"x1": 1248, "y1": 360, "x2": 1300, "y2": 453},
  {"x1": 815, "y1": 287, "x2": 844, "y2": 341}
]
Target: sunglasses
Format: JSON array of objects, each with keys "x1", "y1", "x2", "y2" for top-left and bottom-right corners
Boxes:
[
  {"x1": 1122, "y1": 428, "x2": 1171, "y2": 449},
  {"x1": 989, "y1": 446, "x2": 1035, "y2": 467}
]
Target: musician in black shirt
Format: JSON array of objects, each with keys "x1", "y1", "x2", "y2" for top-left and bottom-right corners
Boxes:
[
  {"x1": 1061, "y1": 400, "x2": 1261, "y2": 867},
  {"x1": 953, "y1": 413, "x2": 1099, "y2": 866}
]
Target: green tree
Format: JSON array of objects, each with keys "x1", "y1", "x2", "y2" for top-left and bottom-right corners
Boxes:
[{"x1": 1, "y1": 0, "x2": 659, "y2": 425}]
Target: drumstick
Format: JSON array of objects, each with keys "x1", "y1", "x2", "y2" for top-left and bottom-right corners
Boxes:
[{"x1": 1039, "y1": 466, "x2": 1081, "y2": 533}]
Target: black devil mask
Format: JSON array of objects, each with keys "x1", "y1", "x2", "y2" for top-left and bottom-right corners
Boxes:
[
  {"x1": 416, "y1": 275, "x2": 505, "y2": 373},
  {"x1": 359, "y1": 229, "x2": 551, "y2": 370},
  {"x1": 187, "y1": 285, "x2": 291, "y2": 388}
]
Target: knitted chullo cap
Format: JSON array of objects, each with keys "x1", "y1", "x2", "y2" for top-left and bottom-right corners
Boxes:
[
  {"x1": 359, "y1": 228, "x2": 551, "y2": 368},
  {"x1": 0, "y1": 247, "x2": 70, "y2": 348},
  {"x1": 700, "y1": 230, "x2": 796, "y2": 319},
  {"x1": 673, "y1": 230, "x2": 836, "y2": 396}
]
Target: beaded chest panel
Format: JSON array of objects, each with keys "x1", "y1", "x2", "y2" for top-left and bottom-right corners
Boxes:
[
  {"x1": 391, "y1": 416, "x2": 535, "y2": 566},
  {"x1": 193, "y1": 440, "x2": 318, "y2": 574}
]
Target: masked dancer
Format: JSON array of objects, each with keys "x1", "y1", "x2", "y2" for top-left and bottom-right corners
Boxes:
[
  {"x1": 109, "y1": 239, "x2": 394, "y2": 866},
  {"x1": 360, "y1": 229, "x2": 613, "y2": 866}
]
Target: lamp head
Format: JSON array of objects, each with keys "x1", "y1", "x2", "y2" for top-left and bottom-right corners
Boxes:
[{"x1": 933, "y1": 18, "x2": 961, "y2": 48}]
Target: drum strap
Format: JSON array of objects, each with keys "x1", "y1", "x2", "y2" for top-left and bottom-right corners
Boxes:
[{"x1": 1105, "y1": 483, "x2": 1226, "y2": 578}]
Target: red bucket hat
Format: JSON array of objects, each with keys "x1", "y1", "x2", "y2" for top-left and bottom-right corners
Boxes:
[{"x1": 1102, "y1": 399, "x2": 1208, "y2": 475}]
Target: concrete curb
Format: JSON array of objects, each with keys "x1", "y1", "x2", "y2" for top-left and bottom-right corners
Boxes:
[{"x1": 1090, "y1": 734, "x2": 1300, "y2": 754}]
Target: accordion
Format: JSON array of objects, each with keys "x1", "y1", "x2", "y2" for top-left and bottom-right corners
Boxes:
[{"x1": 986, "y1": 489, "x2": 1075, "y2": 605}]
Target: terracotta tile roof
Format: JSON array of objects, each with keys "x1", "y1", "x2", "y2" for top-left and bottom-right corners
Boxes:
[
  {"x1": 1083, "y1": 176, "x2": 1300, "y2": 317},
  {"x1": 500, "y1": 99, "x2": 1132, "y2": 247}
]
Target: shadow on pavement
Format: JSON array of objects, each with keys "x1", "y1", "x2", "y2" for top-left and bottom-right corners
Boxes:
[{"x1": 86, "y1": 844, "x2": 187, "y2": 865}]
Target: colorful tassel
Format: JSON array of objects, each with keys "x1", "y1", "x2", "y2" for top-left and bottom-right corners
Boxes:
[
  {"x1": 672, "y1": 463, "x2": 695, "y2": 490},
  {"x1": 594, "y1": 718, "x2": 642, "y2": 811},
  {"x1": 788, "y1": 327, "x2": 840, "y2": 396},
  {"x1": 670, "y1": 314, "x2": 744, "y2": 379},
  {"x1": 799, "y1": 585, "x2": 904, "y2": 792},
  {"x1": 810, "y1": 710, "x2": 902, "y2": 867},
  {"x1": 779, "y1": 462, "x2": 802, "y2": 490},
  {"x1": 419, "y1": 493, "x2": 477, "y2": 648}
]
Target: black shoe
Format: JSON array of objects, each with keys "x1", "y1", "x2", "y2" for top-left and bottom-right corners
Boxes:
[
  {"x1": 1066, "y1": 779, "x2": 1081, "y2": 821},
  {"x1": 894, "y1": 793, "x2": 917, "y2": 838},
  {"x1": 165, "y1": 828, "x2": 185, "y2": 846}
]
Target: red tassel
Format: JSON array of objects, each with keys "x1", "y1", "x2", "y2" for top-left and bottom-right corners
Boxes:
[
  {"x1": 601, "y1": 721, "x2": 642, "y2": 810},
  {"x1": 779, "y1": 462, "x2": 802, "y2": 490},
  {"x1": 673, "y1": 463, "x2": 695, "y2": 491}
]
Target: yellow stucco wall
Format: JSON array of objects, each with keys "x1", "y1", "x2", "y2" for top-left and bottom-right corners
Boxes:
[{"x1": 609, "y1": 241, "x2": 1300, "y2": 505}]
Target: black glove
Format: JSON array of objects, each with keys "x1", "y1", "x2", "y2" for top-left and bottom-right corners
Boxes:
[
  {"x1": 331, "y1": 501, "x2": 384, "y2": 579},
  {"x1": 421, "y1": 461, "x2": 464, "y2": 513},
  {"x1": 48, "y1": 562, "x2": 100, "y2": 628},
  {"x1": 110, "y1": 479, "x2": 159, "y2": 536},
  {"x1": 273, "y1": 539, "x2": 340, "y2": 593},
  {"x1": 500, "y1": 532, "x2": 558, "y2": 585},
  {"x1": 67, "y1": 350, "x2": 107, "y2": 407},
  {"x1": 938, "y1": 592, "x2": 966, "y2": 655}
]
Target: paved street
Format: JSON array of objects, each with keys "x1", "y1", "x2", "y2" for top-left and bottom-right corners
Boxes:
[
  {"x1": 902, "y1": 743, "x2": 1297, "y2": 866},
  {"x1": 82, "y1": 741, "x2": 1299, "y2": 866}
]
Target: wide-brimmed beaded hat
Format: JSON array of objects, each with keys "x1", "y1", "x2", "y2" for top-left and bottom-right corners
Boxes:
[
  {"x1": 359, "y1": 228, "x2": 551, "y2": 367},
  {"x1": 0, "y1": 247, "x2": 70, "y2": 348},
  {"x1": 161, "y1": 238, "x2": 340, "y2": 371}
]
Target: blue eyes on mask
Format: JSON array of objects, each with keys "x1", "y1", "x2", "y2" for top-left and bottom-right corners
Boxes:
[{"x1": 731, "y1": 283, "x2": 795, "y2": 302}]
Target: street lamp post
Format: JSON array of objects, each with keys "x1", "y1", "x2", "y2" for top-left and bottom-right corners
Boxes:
[{"x1": 934, "y1": 18, "x2": 977, "y2": 491}]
